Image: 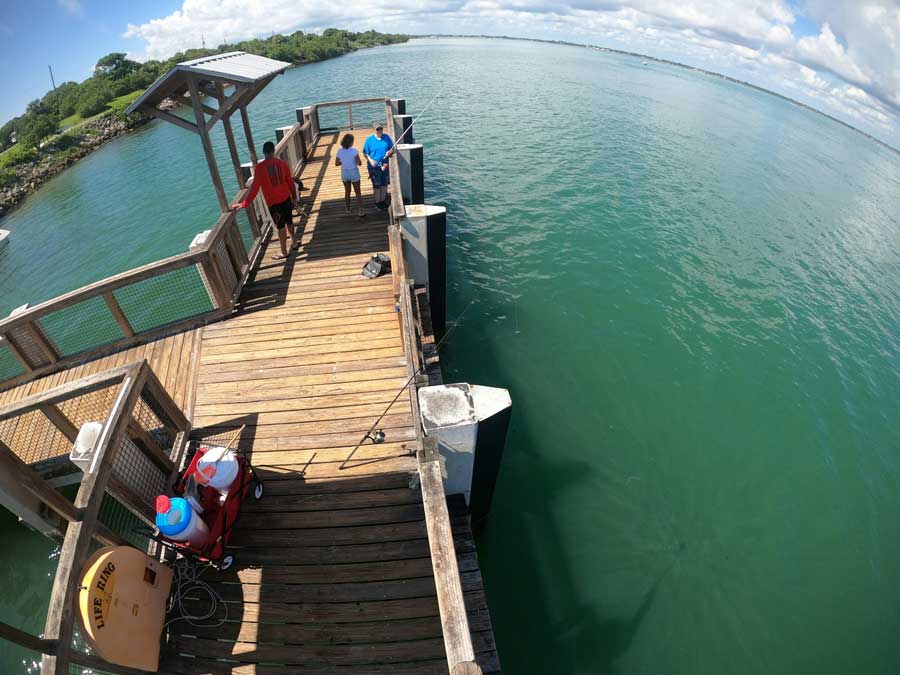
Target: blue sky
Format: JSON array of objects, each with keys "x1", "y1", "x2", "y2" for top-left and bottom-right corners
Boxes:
[
  {"x1": 0, "y1": 1, "x2": 179, "y2": 122},
  {"x1": 1, "y1": 1, "x2": 898, "y2": 146}
]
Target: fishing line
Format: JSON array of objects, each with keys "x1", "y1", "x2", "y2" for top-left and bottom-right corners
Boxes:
[
  {"x1": 339, "y1": 295, "x2": 479, "y2": 470},
  {"x1": 390, "y1": 83, "x2": 449, "y2": 147}
]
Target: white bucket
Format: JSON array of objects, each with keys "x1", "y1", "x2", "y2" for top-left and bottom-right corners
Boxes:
[
  {"x1": 194, "y1": 446, "x2": 240, "y2": 494},
  {"x1": 70, "y1": 421, "x2": 104, "y2": 473}
]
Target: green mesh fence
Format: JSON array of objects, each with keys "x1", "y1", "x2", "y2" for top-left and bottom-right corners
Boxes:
[
  {"x1": 0, "y1": 342, "x2": 25, "y2": 381},
  {"x1": 113, "y1": 265, "x2": 214, "y2": 334},
  {"x1": 98, "y1": 491, "x2": 152, "y2": 551},
  {"x1": 38, "y1": 296, "x2": 125, "y2": 358},
  {"x1": 237, "y1": 212, "x2": 255, "y2": 252}
]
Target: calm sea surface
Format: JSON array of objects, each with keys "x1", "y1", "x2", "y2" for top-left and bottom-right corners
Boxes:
[{"x1": 2, "y1": 37, "x2": 900, "y2": 674}]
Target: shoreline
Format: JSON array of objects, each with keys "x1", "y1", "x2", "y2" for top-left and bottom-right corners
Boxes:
[
  {"x1": 0, "y1": 106, "x2": 167, "y2": 222},
  {"x1": 0, "y1": 41, "x2": 409, "y2": 223}
]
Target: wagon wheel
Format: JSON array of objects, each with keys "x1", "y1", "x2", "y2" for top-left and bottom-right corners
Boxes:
[
  {"x1": 219, "y1": 554, "x2": 235, "y2": 571},
  {"x1": 253, "y1": 480, "x2": 264, "y2": 500}
]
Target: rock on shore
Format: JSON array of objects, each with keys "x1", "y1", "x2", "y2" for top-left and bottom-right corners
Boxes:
[{"x1": 0, "y1": 99, "x2": 177, "y2": 220}]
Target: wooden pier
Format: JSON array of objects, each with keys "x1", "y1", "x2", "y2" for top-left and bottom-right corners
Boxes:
[{"x1": 0, "y1": 65, "x2": 503, "y2": 675}]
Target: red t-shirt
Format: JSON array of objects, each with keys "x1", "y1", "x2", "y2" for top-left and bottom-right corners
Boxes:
[{"x1": 241, "y1": 158, "x2": 297, "y2": 207}]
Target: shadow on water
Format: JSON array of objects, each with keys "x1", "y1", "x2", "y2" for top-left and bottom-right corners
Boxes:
[{"x1": 462, "y1": 317, "x2": 663, "y2": 675}]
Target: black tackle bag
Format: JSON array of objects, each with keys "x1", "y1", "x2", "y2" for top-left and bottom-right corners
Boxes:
[{"x1": 362, "y1": 253, "x2": 391, "y2": 279}]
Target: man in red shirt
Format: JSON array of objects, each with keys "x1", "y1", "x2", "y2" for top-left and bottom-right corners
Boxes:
[{"x1": 231, "y1": 141, "x2": 299, "y2": 260}]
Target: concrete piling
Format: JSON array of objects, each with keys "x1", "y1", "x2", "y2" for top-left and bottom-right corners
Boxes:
[{"x1": 396, "y1": 143, "x2": 424, "y2": 205}]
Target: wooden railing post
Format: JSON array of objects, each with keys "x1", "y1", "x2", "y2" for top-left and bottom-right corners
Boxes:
[
  {"x1": 41, "y1": 363, "x2": 147, "y2": 674},
  {"x1": 417, "y1": 436, "x2": 478, "y2": 673},
  {"x1": 102, "y1": 292, "x2": 134, "y2": 338},
  {"x1": 348, "y1": 102, "x2": 353, "y2": 129}
]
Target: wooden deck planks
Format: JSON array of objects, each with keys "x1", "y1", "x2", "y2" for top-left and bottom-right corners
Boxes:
[
  {"x1": 0, "y1": 127, "x2": 499, "y2": 673},
  {"x1": 165, "y1": 131, "x2": 499, "y2": 674}
]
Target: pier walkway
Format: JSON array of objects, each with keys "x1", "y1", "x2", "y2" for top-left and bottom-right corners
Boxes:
[{"x1": 0, "y1": 126, "x2": 499, "y2": 673}]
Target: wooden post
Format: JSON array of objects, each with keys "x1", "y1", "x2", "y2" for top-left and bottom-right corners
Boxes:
[
  {"x1": 348, "y1": 102, "x2": 353, "y2": 129},
  {"x1": 201, "y1": 256, "x2": 232, "y2": 310},
  {"x1": 0, "y1": 621, "x2": 57, "y2": 656},
  {"x1": 417, "y1": 436, "x2": 478, "y2": 673},
  {"x1": 188, "y1": 77, "x2": 229, "y2": 213},
  {"x1": 24, "y1": 323, "x2": 58, "y2": 363},
  {"x1": 2, "y1": 334, "x2": 33, "y2": 372},
  {"x1": 240, "y1": 105, "x2": 258, "y2": 167},
  {"x1": 39, "y1": 404, "x2": 78, "y2": 442},
  {"x1": 41, "y1": 364, "x2": 148, "y2": 674},
  {"x1": 102, "y1": 292, "x2": 134, "y2": 338}
]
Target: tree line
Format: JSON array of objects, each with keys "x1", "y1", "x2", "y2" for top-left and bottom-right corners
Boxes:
[{"x1": 0, "y1": 29, "x2": 409, "y2": 154}]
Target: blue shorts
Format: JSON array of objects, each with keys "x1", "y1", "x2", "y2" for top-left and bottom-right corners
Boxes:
[{"x1": 368, "y1": 163, "x2": 390, "y2": 188}]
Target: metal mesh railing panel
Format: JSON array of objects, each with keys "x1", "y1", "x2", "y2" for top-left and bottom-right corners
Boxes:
[
  {"x1": 133, "y1": 392, "x2": 176, "y2": 458},
  {"x1": 98, "y1": 490, "x2": 153, "y2": 551},
  {"x1": 57, "y1": 386, "x2": 118, "y2": 438},
  {"x1": 213, "y1": 241, "x2": 238, "y2": 292},
  {"x1": 0, "y1": 341, "x2": 25, "y2": 380},
  {"x1": 0, "y1": 408, "x2": 71, "y2": 465},
  {"x1": 111, "y1": 435, "x2": 170, "y2": 516},
  {"x1": 238, "y1": 211, "x2": 256, "y2": 251},
  {"x1": 8, "y1": 327, "x2": 51, "y2": 368},
  {"x1": 113, "y1": 265, "x2": 213, "y2": 334},
  {"x1": 38, "y1": 296, "x2": 125, "y2": 358},
  {"x1": 318, "y1": 103, "x2": 387, "y2": 131}
]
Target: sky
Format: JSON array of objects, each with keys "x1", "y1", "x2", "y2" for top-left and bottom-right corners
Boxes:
[{"x1": 0, "y1": 0, "x2": 899, "y2": 147}]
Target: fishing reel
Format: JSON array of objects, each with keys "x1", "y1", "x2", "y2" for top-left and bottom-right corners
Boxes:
[{"x1": 365, "y1": 429, "x2": 386, "y2": 444}]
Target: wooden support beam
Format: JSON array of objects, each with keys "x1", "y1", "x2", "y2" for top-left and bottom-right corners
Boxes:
[
  {"x1": 201, "y1": 256, "x2": 232, "y2": 310},
  {"x1": 0, "y1": 362, "x2": 133, "y2": 423},
  {"x1": 0, "y1": 621, "x2": 57, "y2": 656},
  {"x1": 106, "y1": 474, "x2": 155, "y2": 525},
  {"x1": 218, "y1": 84, "x2": 246, "y2": 190},
  {"x1": 240, "y1": 105, "x2": 258, "y2": 166},
  {"x1": 203, "y1": 85, "x2": 246, "y2": 133},
  {"x1": 187, "y1": 76, "x2": 229, "y2": 212},
  {"x1": 103, "y1": 292, "x2": 134, "y2": 338},
  {"x1": 141, "y1": 361, "x2": 191, "y2": 433},
  {"x1": 39, "y1": 404, "x2": 78, "y2": 443},
  {"x1": 126, "y1": 418, "x2": 174, "y2": 474},
  {"x1": 41, "y1": 363, "x2": 148, "y2": 674},
  {"x1": 0, "y1": 439, "x2": 77, "y2": 524},
  {"x1": 2, "y1": 334, "x2": 33, "y2": 372},
  {"x1": 24, "y1": 323, "x2": 58, "y2": 363},
  {"x1": 417, "y1": 436, "x2": 478, "y2": 673},
  {"x1": 142, "y1": 105, "x2": 199, "y2": 134}
]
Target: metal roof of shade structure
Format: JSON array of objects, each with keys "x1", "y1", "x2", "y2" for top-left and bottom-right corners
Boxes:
[
  {"x1": 126, "y1": 51, "x2": 291, "y2": 117},
  {"x1": 125, "y1": 51, "x2": 291, "y2": 213}
]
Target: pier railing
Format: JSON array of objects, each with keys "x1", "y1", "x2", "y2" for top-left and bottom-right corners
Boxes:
[
  {"x1": 0, "y1": 190, "x2": 266, "y2": 394},
  {"x1": 0, "y1": 359, "x2": 191, "y2": 674}
]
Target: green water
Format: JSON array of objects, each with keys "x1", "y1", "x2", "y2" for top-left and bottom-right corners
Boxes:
[{"x1": 3, "y1": 38, "x2": 900, "y2": 674}]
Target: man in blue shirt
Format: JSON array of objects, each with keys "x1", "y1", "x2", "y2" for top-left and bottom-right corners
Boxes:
[{"x1": 362, "y1": 124, "x2": 394, "y2": 210}]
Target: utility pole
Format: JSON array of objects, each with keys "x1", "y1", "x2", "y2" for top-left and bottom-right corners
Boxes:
[
  {"x1": 48, "y1": 65, "x2": 57, "y2": 91},
  {"x1": 201, "y1": 34, "x2": 206, "y2": 49}
]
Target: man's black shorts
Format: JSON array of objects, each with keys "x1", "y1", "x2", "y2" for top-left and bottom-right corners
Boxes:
[{"x1": 269, "y1": 199, "x2": 293, "y2": 230}]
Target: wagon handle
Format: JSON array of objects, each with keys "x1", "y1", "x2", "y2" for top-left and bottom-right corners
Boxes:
[{"x1": 223, "y1": 424, "x2": 246, "y2": 451}]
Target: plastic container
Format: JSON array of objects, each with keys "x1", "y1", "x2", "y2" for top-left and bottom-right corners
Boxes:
[
  {"x1": 194, "y1": 446, "x2": 240, "y2": 494},
  {"x1": 155, "y1": 496, "x2": 209, "y2": 548},
  {"x1": 70, "y1": 421, "x2": 104, "y2": 473}
]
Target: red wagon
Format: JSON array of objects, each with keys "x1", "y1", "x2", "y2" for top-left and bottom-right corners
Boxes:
[{"x1": 150, "y1": 442, "x2": 263, "y2": 570}]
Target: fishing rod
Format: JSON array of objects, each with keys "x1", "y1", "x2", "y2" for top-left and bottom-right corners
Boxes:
[
  {"x1": 339, "y1": 295, "x2": 479, "y2": 470},
  {"x1": 388, "y1": 83, "x2": 449, "y2": 149}
]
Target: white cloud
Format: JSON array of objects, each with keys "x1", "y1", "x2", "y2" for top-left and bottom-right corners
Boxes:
[{"x1": 122, "y1": 0, "x2": 900, "y2": 144}]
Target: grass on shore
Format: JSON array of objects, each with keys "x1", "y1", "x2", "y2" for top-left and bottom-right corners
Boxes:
[{"x1": 59, "y1": 90, "x2": 144, "y2": 130}]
